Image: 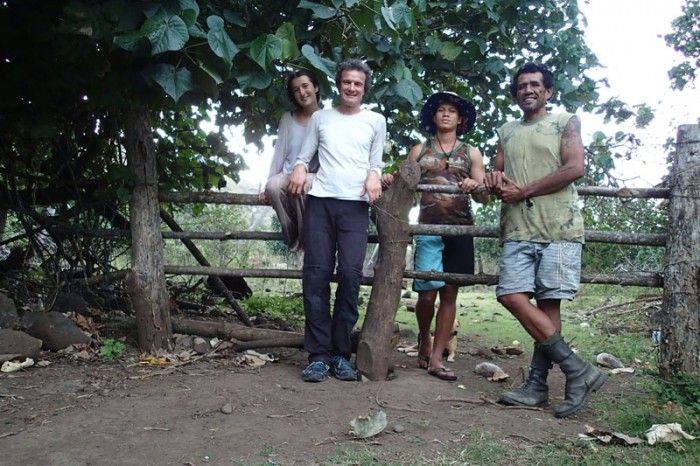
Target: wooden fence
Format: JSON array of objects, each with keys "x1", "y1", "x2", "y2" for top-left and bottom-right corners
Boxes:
[
  {"x1": 53, "y1": 124, "x2": 699, "y2": 378},
  {"x1": 155, "y1": 184, "x2": 667, "y2": 289}
]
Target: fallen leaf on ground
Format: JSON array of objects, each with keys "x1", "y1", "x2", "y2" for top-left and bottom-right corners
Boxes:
[
  {"x1": 349, "y1": 411, "x2": 387, "y2": 439},
  {"x1": 596, "y1": 352, "x2": 625, "y2": 369},
  {"x1": 139, "y1": 355, "x2": 170, "y2": 366},
  {"x1": 645, "y1": 423, "x2": 697, "y2": 445},
  {"x1": 1, "y1": 358, "x2": 35, "y2": 373},
  {"x1": 474, "y1": 362, "x2": 510, "y2": 381},
  {"x1": 610, "y1": 367, "x2": 635, "y2": 374},
  {"x1": 579, "y1": 424, "x2": 644, "y2": 446},
  {"x1": 243, "y1": 350, "x2": 273, "y2": 369}
]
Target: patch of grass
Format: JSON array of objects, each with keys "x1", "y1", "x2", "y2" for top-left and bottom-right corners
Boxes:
[
  {"x1": 327, "y1": 427, "x2": 700, "y2": 466},
  {"x1": 243, "y1": 293, "x2": 304, "y2": 327},
  {"x1": 404, "y1": 435, "x2": 426, "y2": 446},
  {"x1": 323, "y1": 447, "x2": 410, "y2": 465},
  {"x1": 654, "y1": 373, "x2": 700, "y2": 418},
  {"x1": 405, "y1": 418, "x2": 431, "y2": 429},
  {"x1": 331, "y1": 284, "x2": 700, "y2": 466}
]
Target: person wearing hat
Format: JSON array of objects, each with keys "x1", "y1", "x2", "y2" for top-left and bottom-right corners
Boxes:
[
  {"x1": 382, "y1": 91, "x2": 488, "y2": 381},
  {"x1": 484, "y1": 62, "x2": 605, "y2": 417}
]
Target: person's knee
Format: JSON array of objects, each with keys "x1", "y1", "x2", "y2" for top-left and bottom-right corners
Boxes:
[
  {"x1": 497, "y1": 293, "x2": 518, "y2": 311},
  {"x1": 417, "y1": 293, "x2": 437, "y2": 307}
]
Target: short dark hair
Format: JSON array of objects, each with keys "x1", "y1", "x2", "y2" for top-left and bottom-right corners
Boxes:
[
  {"x1": 335, "y1": 58, "x2": 372, "y2": 93},
  {"x1": 509, "y1": 62, "x2": 554, "y2": 98},
  {"x1": 285, "y1": 70, "x2": 321, "y2": 108}
]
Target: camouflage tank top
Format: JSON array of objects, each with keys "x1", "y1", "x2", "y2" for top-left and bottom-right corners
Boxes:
[{"x1": 416, "y1": 139, "x2": 474, "y2": 226}]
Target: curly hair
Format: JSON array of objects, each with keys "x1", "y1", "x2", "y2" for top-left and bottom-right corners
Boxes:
[
  {"x1": 509, "y1": 62, "x2": 554, "y2": 98},
  {"x1": 334, "y1": 58, "x2": 372, "y2": 93}
]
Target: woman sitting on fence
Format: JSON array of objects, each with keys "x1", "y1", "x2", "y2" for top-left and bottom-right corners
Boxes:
[{"x1": 259, "y1": 70, "x2": 321, "y2": 251}]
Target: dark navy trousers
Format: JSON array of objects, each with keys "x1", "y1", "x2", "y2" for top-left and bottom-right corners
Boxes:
[{"x1": 302, "y1": 196, "x2": 369, "y2": 364}]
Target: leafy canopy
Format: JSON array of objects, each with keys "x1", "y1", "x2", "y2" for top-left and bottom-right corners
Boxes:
[{"x1": 0, "y1": 0, "x2": 655, "y2": 205}]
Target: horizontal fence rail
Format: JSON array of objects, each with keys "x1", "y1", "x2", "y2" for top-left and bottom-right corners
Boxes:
[
  {"x1": 62, "y1": 184, "x2": 669, "y2": 290},
  {"x1": 52, "y1": 224, "x2": 666, "y2": 247}
]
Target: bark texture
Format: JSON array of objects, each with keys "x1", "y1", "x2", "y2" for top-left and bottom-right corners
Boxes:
[
  {"x1": 356, "y1": 160, "x2": 421, "y2": 381},
  {"x1": 660, "y1": 124, "x2": 700, "y2": 378},
  {"x1": 124, "y1": 106, "x2": 173, "y2": 353}
]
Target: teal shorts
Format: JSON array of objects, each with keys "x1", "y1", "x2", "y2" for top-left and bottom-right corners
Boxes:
[
  {"x1": 412, "y1": 234, "x2": 474, "y2": 292},
  {"x1": 496, "y1": 241, "x2": 582, "y2": 300}
]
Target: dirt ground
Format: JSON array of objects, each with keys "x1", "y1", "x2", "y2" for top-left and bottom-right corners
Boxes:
[{"x1": 0, "y1": 329, "x2": 627, "y2": 466}]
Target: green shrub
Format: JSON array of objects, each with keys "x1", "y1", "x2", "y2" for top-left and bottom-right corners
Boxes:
[
  {"x1": 243, "y1": 294, "x2": 304, "y2": 327},
  {"x1": 655, "y1": 373, "x2": 700, "y2": 418},
  {"x1": 100, "y1": 338, "x2": 126, "y2": 361}
]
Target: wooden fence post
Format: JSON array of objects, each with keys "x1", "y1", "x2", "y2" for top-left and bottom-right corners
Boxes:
[
  {"x1": 660, "y1": 124, "x2": 700, "y2": 378},
  {"x1": 356, "y1": 160, "x2": 420, "y2": 381}
]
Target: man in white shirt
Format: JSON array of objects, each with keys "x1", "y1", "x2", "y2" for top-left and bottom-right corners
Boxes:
[{"x1": 289, "y1": 58, "x2": 386, "y2": 382}]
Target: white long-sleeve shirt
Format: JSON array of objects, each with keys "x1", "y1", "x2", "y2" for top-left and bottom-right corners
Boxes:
[
  {"x1": 294, "y1": 108, "x2": 386, "y2": 201},
  {"x1": 267, "y1": 111, "x2": 318, "y2": 179}
]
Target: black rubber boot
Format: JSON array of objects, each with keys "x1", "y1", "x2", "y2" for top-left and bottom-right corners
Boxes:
[
  {"x1": 498, "y1": 343, "x2": 551, "y2": 407},
  {"x1": 542, "y1": 333, "x2": 607, "y2": 418}
]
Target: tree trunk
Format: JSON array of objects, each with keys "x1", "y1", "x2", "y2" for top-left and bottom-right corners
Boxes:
[
  {"x1": 357, "y1": 160, "x2": 421, "y2": 380},
  {"x1": 123, "y1": 106, "x2": 173, "y2": 353},
  {"x1": 660, "y1": 124, "x2": 700, "y2": 378}
]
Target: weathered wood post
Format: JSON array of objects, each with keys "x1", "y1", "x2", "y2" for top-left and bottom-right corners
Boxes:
[
  {"x1": 123, "y1": 105, "x2": 173, "y2": 353},
  {"x1": 356, "y1": 160, "x2": 420, "y2": 380},
  {"x1": 660, "y1": 124, "x2": 700, "y2": 378}
]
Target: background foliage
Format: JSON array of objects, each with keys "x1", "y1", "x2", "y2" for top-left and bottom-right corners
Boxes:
[{"x1": 0, "y1": 0, "x2": 680, "y2": 279}]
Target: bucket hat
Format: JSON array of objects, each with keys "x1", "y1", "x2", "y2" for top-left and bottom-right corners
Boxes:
[{"x1": 419, "y1": 91, "x2": 476, "y2": 136}]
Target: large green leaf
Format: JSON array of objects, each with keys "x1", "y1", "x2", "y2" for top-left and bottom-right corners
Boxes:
[
  {"x1": 208, "y1": 22, "x2": 239, "y2": 62},
  {"x1": 391, "y1": 1, "x2": 413, "y2": 30},
  {"x1": 276, "y1": 22, "x2": 300, "y2": 60},
  {"x1": 195, "y1": 57, "x2": 224, "y2": 85},
  {"x1": 237, "y1": 71, "x2": 272, "y2": 90},
  {"x1": 150, "y1": 64, "x2": 195, "y2": 102},
  {"x1": 380, "y1": 5, "x2": 397, "y2": 32},
  {"x1": 439, "y1": 43, "x2": 462, "y2": 61},
  {"x1": 301, "y1": 45, "x2": 336, "y2": 77},
  {"x1": 249, "y1": 34, "x2": 283, "y2": 70},
  {"x1": 141, "y1": 14, "x2": 189, "y2": 55},
  {"x1": 298, "y1": 0, "x2": 338, "y2": 20},
  {"x1": 113, "y1": 30, "x2": 144, "y2": 52},
  {"x1": 179, "y1": 0, "x2": 200, "y2": 27},
  {"x1": 206, "y1": 15, "x2": 224, "y2": 29},
  {"x1": 394, "y1": 79, "x2": 423, "y2": 106}
]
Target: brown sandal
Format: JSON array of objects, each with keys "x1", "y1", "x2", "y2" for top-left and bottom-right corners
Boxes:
[{"x1": 428, "y1": 367, "x2": 457, "y2": 381}]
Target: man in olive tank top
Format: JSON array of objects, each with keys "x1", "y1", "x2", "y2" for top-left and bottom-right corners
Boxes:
[{"x1": 484, "y1": 63, "x2": 605, "y2": 418}]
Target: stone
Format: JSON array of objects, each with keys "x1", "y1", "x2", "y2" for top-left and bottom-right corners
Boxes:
[
  {"x1": 25, "y1": 312, "x2": 91, "y2": 351},
  {"x1": 0, "y1": 292, "x2": 18, "y2": 329},
  {"x1": 193, "y1": 337, "x2": 211, "y2": 355},
  {"x1": 221, "y1": 403, "x2": 233, "y2": 415},
  {"x1": 51, "y1": 291, "x2": 90, "y2": 316},
  {"x1": 0, "y1": 329, "x2": 42, "y2": 360}
]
